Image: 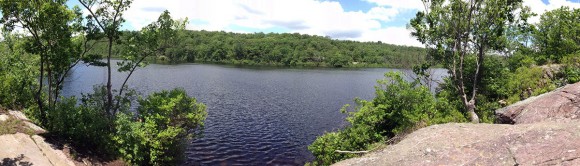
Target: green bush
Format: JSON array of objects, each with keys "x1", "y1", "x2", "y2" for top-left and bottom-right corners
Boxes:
[
  {"x1": 432, "y1": 56, "x2": 508, "y2": 124},
  {"x1": 308, "y1": 72, "x2": 465, "y2": 165},
  {"x1": 561, "y1": 53, "x2": 580, "y2": 83},
  {"x1": 47, "y1": 96, "x2": 116, "y2": 154},
  {"x1": 437, "y1": 55, "x2": 558, "y2": 123},
  {"x1": 501, "y1": 66, "x2": 556, "y2": 104},
  {"x1": 0, "y1": 36, "x2": 38, "y2": 109},
  {"x1": 26, "y1": 84, "x2": 207, "y2": 165},
  {"x1": 25, "y1": 85, "x2": 137, "y2": 158},
  {"x1": 438, "y1": 56, "x2": 561, "y2": 122},
  {"x1": 508, "y1": 52, "x2": 536, "y2": 70},
  {"x1": 42, "y1": 86, "x2": 129, "y2": 156},
  {"x1": 114, "y1": 88, "x2": 207, "y2": 165}
]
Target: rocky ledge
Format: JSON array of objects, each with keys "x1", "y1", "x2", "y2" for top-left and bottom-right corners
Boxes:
[
  {"x1": 335, "y1": 82, "x2": 580, "y2": 166},
  {"x1": 0, "y1": 110, "x2": 75, "y2": 166},
  {"x1": 496, "y1": 81, "x2": 580, "y2": 124}
]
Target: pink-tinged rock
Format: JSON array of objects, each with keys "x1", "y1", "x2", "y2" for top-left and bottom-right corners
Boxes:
[
  {"x1": 496, "y1": 81, "x2": 580, "y2": 124},
  {"x1": 335, "y1": 82, "x2": 580, "y2": 166},
  {"x1": 334, "y1": 121, "x2": 580, "y2": 166}
]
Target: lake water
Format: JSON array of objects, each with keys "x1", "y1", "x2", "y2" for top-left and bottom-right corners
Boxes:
[{"x1": 61, "y1": 62, "x2": 447, "y2": 165}]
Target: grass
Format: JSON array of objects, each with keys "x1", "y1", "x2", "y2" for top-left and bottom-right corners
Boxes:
[{"x1": 0, "y1": 116, "x2": 35, "y2": 135}]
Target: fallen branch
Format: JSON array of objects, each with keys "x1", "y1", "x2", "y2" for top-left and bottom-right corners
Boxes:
[{"x1": 335, "y1": 150, "x2": 369, "y2": 154}]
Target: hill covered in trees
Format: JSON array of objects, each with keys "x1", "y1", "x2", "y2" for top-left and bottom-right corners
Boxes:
[{"x1": 94, "y1": 30, "x2": 426, "y2": 68}]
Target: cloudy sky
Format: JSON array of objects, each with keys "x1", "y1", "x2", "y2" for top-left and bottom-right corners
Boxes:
[{"x1": 68, "y1": 0, "x2": 580, "y2": 47}]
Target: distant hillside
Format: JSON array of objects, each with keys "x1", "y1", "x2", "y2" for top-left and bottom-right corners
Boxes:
[{"x1": 91, "y1": 30, "x2": 426, "y2": 68}]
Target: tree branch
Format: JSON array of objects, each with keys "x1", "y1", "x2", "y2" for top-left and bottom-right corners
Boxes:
[
  {"x1": 335, "y1": 150, "x2": 369, "y2": 154},
  {"x1": 78, "y1": 0, "x2": 106, "y2": 32}
]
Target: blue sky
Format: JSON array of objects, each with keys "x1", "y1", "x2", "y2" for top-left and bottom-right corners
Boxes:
[{"x1": 67, "y1": 0, "x2": 580, "y2": 47}]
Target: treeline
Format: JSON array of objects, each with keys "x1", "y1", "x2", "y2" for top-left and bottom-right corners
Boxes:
[{"x1": 92, "y1": 30, "x2": 426, "y2": 68}]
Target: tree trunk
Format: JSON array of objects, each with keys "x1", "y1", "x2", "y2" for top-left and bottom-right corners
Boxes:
[
  {"x1": 115, "y1": 56, "x2": 147, "y2": 114},
  {"x1": 106, "y1": 38, "x2": 113, "y2": 116},
  {"x1": 467, "y1": 100, "x2": 479, "y2": 123},
  {"x1": 37, "y1": 56, "x2": 46, "y2": 126},
  {"x1": 47, "y1": 63, "x2": 52, "y2": 107}
]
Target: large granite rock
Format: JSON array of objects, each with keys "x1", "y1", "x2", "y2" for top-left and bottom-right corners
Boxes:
[
  {"x1": 0, "y1": 133, "x2": 53, "y2": 166},
  {"x1": 1, "y1": 111, "x2": 74, "y2": 166},
  {"x1": 32, "y1": 135, "x2": 76, "y2": 166},
  {"x1": 8, "y1": 110, "x2": 30, "y2": 121},
  {"x1": 335, "y1": 81, "x2": 580, "y2": 165},
  {"x1": 334, "y1": 121, "x2": 580, "y2": 166},
  {"x1": 0, "y1": 133, "x2": 75, "y2": 166},
  {"x1": 496, "y1": 81, "x2": 580, "y2": 124}
]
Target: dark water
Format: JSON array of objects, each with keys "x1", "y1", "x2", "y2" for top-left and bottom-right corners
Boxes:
[{"x1": 61, "y1": 62, "x2": 446, "y2": 165}]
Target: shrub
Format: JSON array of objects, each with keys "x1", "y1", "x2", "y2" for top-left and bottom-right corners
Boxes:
[
  {"x1": 43, "y1": 86, "x2": 128, "y2": 155},
  {"x1": 27, "y1": 86, "x2": 207, "y2": 164},
  {"x1": 25, "y1": 85, "x2": 138, "y2": 158},
  {"x1": 561, "y1": 53, "x2": 580, "y2": 84},
  {"x1": 501, "y1": 66, "x2": 556, "y2": 104},
  {"x1": 436, "y1": 55, "x2": 555, "y2": 123},
  {"x1": 438, "y1": 59, "x2": 559, "y2": 123},
  {"x1": 508, "y1": 52, "x2": 536, "y2": 70},
  {"x1": 49, "y1": 96, "x2": 115, "y2": 153},
  {"x1": 114, "y1": 88, "x2": 207, "y2": 165},
  {"x1": 308, "y1": 72, "x2": 465, "y2": 165},
  {"x1": 0, "y1": 39, "x2": 38, "y2": 109}
]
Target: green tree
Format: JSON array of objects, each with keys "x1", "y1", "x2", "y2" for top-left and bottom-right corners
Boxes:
[
  {"x1": 78, "y1": 0, "x2": 132, "y2": 116},
  {"x1": 86, "y1": 28, "x2": 428, "y2": 67},
  {"x1": 503, "y1": 6, "x2": 535, "y2": 57},
  {"x1": 114, "y1": 88, "x2": 207, "y2": 165},
  {"x1": 0, "y1": 0, "x2": 83, "y2": 125},
  {"x1": 116, "y1": 10, "x2": 186, "y2": 108},
  {"x1": 410, "y1": 0, "x2": 530, "y2": 123},
  {"x1": 0, "y1": 32, "x2": 38, "y2": 109},
  {"x1": 533, "y1": 7, "x2": 580, "y2": 63}
]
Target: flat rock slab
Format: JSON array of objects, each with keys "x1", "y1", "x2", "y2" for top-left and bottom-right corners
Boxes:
[
  {"x1": 8, "y1": 111, "x2": 29, "y2": 121},
  {"x1": 31, "y1": 135, "x2": 75, "y2": 166},
  {"x1": 24, "y1": 121, "x2": 46, "y2": 134},
  {"x1": 334, "y1": 121, "x2": 580, "y2": 166},
  {"x1": 496, "y1": 81, "x2": 580, "y2": 124},
  {"x1": 0, "y1": 133, "x2": 53, "y2": 166},
  {"x1": 1, "y1": 111, "x2": 74, "y2": 166}
]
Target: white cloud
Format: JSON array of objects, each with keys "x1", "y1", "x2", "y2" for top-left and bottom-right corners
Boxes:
[
  {"x1": 367, "y1": 7, "x2": 400, "y2": 22},
  {"x1": 121, "y1": 0, "x2": 423, "y2": 46},
  {"x1": 524, "y1": 0, "x2": 580, "y2": 23},
  {"x1": 364, "y1": 0, "x2": 424, "y2": 10},
  {"x1": 124, "y1": 0, "x2": 240, "y2": 31},
  {"x1": 354, "y1": 26, "x2": 423, "y2": 47},
  {"x1": 119, "y1": 0, "x2": 580, "y2": 47}
]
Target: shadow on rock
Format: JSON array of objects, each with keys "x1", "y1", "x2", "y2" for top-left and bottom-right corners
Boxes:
[{"x1": 1, "y1": 154, "x2": 32, "y2": 166}]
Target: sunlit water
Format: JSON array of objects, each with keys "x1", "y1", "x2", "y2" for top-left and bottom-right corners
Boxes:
[{"x1": 61, "y1": 61, "x2": 446, "y2": 165}]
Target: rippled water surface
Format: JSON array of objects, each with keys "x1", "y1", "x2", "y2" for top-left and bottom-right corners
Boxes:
[{"x1": 62, "y1": 62, "x2": 446, "y2": 165}]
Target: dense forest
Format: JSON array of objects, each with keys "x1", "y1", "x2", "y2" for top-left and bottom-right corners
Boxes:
[{"x1": 92, "y1": 30, "x2": 426, "y2": 68}]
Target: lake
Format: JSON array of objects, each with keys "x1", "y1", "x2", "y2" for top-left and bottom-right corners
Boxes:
[{"x1": 61, "y1": 62, "x2": 447, "y2": 165}]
